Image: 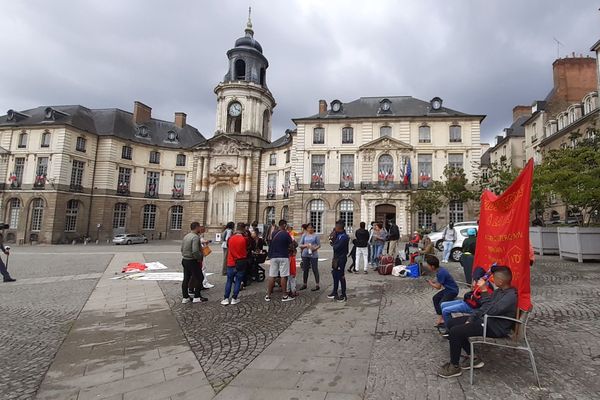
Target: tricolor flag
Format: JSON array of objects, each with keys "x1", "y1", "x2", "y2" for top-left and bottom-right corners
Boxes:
[{"x1": 404, "y1": 159, "x2": 411, "y2": 185}]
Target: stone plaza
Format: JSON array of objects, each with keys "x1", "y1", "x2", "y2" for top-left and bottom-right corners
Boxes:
[{"x1": 0, "y1": 242, "x2": 598, "y2": 400}]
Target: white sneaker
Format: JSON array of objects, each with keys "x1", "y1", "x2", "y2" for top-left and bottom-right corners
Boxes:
[
  {"x1": 203, "y1": 282, "x2": 215, "y2": 289},
  {"x1": 220, "y1": 298, "x2": 230, "y2": 305},
  {"x1": 192, "y1": 297, "x2": 203, "y2": 303},
  {"x1": 182, "y1": 298, "x2": 191, "y2": 304},
  {"x1": 230, "y1": 298, "x2": 240, "y2": 305}
]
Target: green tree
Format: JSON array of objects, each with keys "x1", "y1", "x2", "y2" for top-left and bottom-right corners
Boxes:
[
  {"x1": 410, "y1": 187, "x2": 444, "y2": 216},
  {"x1": 436, "y1": 165, "x2": 478, "y2": 203},
  {"x1": 536, "y1": 129, "x2": 600, "y2": 226}
]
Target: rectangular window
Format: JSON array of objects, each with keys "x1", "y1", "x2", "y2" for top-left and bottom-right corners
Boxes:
[
  {"x1": 170, "y1": 206, "x2": 183, "y2": 230},
  {"x1": 309, "y1": 200, "x2": 325, "y2": 234},
  {"x1": 173, "y1": 173, "x2": 185, "y2": 198},
  {"x1": 146, "y1": 171, "x2": 159, "y2": 198},
  {"x1": 283, "y1": 171, "x2": 290, "y2": 198},
  {"x1": 65, "y1": 202, "x2": 78, "y2": 232},
  {"x1": 176, "y1": 154, "x2": 186, "y2": 166},
  {"x1": 417, "y1": 211, "x2": 432, "y2": 229},
  {"x1": 269, "y1": 153, "x2": 277, "y2": 166},
  {"x1": 313, "y1": 127, "x2": 325, "y2": 144},
  {"x1": 417, "y1": 154, "x2": 432, "y2": 188},
  {"x1": 36, "y1": 157, "x2": 48, "y2": 177},
  {"x1": 122, "y1": 146, "x2": 132, "y2": 160},
  {"x1": 76, "y1": 137, "x2": 87, "y2": 152},
  {"x1": 9, "y1": 199, "x2": 20, "y2": 228},
  {"x1": 31, "y1": 201, "x2": 44, "y2": 232},
  {"x1": 340, "y1": 154, "x2": 354, "y2": 189},
  {"x1": 339, "y1": 200, "x2": 354, "y2": 234},
  {"x1": 419, "y1": 126, "x2": 431, "y2": 143},
  {"x1": 267, "y1": 173, "x2": 276, "y2": 199},
  {"x1": 41, "y1": 132, "x2": 51, "y2": 147},
  {"x1": 285, "y1": 150, "x2": 290, "y2": 163},
  {"x1": 113, "y1": 204, "x2": 127, "y2": 229},
  {"x1": 449, "y1": 201, "x2": 464, "y2": 223},
  {"x1": 13, "y1": 158, "x2": 25, "y2": 187},
  {"x1": 18, "y1": 133, "x2": 27, "y2": 148},
  {"x1": 143, "y1": 205, "x2": 157, "y2": 230},
  {"x1": 449, "y1": 125, "x2": 462, "y2": 142},
  {"x1": 342, "y1": 127, "x2": 354, "y2": 144},
  {"x1": 117, "y1": 167, "x2": 131, "y2": 194},
  {"x1": 310, "y1": 154, "x2": 325, "y2": 189},
  {"x1": 70, "y1": 160, "x2": 85, "y2": 190},
  {"x1": 149, "y1": 151, "x2": 160, "y2": 164},
  {"x1": 448, "y1": 153, "x2": 463, "y2": 170}
]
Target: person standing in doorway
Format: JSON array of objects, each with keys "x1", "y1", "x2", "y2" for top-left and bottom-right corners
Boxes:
[
  {"x1": 221, "y1": 222, "x2": 234, "y2": 275},
  {"x1": 354, "y1": 222, "x2": 369, "y2": 274},
  {"x1": 265, "y1": 219, "x2": 294, "y2": 302},
  {"x1": 0, "y1": 233, "x2": 15, "y2": 283},
  {"x1": 386, "y1": 219, "x2": 400, "y2": 256},
  {"x1": 441, "y1": 223, "x2": 457, "y2": 263},
  {"x1": 181, "y1": 222, "x2": 208, "y2": 304},
  {"x1": 328, "y1": 220, "x2": 350, "y2": 302}
]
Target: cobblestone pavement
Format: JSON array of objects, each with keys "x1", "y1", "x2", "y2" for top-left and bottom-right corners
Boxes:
[
  {"x1": 366, "y1": 256, "x2": 600, "y2": 400},
  {"x1": 0, "y1": 250, "x2": 113, "y2": 400},
  {"x1": 157, "y1": 250, "x2": 337, "y2": 393}
]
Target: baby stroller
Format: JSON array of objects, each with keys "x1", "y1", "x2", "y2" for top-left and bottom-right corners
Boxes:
[{"x1": 249, "y1": 251, "x2": 267, "y2": 282}]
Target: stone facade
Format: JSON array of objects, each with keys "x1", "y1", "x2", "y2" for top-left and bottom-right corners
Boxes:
[{"x1": 0, "y1": 19, "x2": 484, "y2": 243}]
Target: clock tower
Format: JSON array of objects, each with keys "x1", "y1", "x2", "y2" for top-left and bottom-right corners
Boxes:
[{"x1": 214, "y1": 10, "x2": 276, "y2": 145}]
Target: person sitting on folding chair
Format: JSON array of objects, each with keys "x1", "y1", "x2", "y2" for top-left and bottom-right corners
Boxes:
[{"x1": 437, "y1": 265, "x2": 517, "y2": 379}]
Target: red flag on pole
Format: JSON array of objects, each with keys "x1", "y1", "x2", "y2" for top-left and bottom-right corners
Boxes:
[{"x1": 473, "y1": 159, "x2": 534, "y2": 310}]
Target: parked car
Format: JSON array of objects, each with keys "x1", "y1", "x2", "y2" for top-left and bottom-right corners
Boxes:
[
  {"x1": 112, "y1": 233, "x2": 148, "y2": 245},
  {"x1": 428, "y1": 221, "x2": 479, "y2": 262},
  {"x1": 427, "y1": 221, "x2": 478, "y2": 252}
]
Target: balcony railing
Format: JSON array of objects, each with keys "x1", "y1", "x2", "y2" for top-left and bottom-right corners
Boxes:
[
  {"x1": 9, "y1": 181, "x2": 21, "y2": 189},
  {"x1": 339, "y1": 181, "x2": 355, "y2": 190},
  {"x1": 310, "y1": 181, "x2": 325, "y2": 190},
  {"x1": 69, "y1": 184, "x2": 83, "y2": 192},
  {"x1": 33, "y1": 176, "x2": 46, "y2": 189},
  {"x1": 117, "y1": 184, "x2": 130, "y2": 196},
  {"x1": 145, "y1": 189, "x2": 159, "y2": 198},
  {"x1": 266, "y1": 192, "x2": 276, "y2": 199},
  {"x1": 360, "y1": 181, "x2": 413, "y2": 190},
  {"x1": 171, "y1": 189, "x2": 184, "y2": 199}
]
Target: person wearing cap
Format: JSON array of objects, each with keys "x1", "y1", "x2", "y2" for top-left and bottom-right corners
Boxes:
[
  {"x1": 438, "y1": 265, "x2": 517, "y2": 378},
  {"x1": 328, "y1": 220, "x2": 350, "y2": 302},
  {"x1": 460, "y1": 228, "x2": 477, "y2": 283}
]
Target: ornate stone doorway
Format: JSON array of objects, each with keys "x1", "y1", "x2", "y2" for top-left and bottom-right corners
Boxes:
[
  {"x1": 375, "y1": 203, "x2": 396, "y2": 231},
  {"x1": 210, "y1": 184, "x2": 235, "y2": 227}
]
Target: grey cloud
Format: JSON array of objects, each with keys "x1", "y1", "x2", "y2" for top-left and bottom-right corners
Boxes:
[{"x1": 0, "y1": 0, "x2": 598, "y2": 144}]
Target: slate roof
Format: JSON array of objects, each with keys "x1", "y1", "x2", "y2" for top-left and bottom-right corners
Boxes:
[
  {"x1": 480, "y1": 147, "x2": 491, "y2": 167},
  {"x1": 266, "y1": 130, "x2": 294, "y2": 149},
  {"x1": 293, "y1": 96, "x2": 485, "y2": 121},
  {"x1": 0, "y1": 105, "x2": 207, "y2": 149},
  {"x1": 488, "y1": 114, "x2": 531, "y2": 152}
]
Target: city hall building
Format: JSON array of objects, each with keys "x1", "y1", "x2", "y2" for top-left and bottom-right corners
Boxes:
[{"x1": 0, "y1": 18, "x2": 484, "y2": 243}]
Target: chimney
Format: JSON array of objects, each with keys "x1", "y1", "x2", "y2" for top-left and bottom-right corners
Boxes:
[
  {"x1": 318, "y1": 99, "x2": 327, "y2": 114},
  {"x1": 495, "y1": 135, "x2": 504, "y2": 145},
  {"x1": 174, "y1": 112, "x2": 187, "y2": 128},
  {"x1": 512, "y1": 105, "x2": 531, "y2": 122},
  {"x1": 551, "y1": 57, "x2": 598, "y2": 103},
  {"x1": 133, "y1": 101, "x2": 152, "y2": 124}
]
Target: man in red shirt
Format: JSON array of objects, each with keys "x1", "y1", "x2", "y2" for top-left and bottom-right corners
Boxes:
[{"x1": 222, "y1": 222, "x2": 248, "y2": 305}]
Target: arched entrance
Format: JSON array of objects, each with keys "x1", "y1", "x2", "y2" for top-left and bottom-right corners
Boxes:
[
  {"x1": 211, "y1": 184, "x2": 235, "y2": 226},
  {"x1": 375, "y1": 203, "x2": 396, "y2": 231}
]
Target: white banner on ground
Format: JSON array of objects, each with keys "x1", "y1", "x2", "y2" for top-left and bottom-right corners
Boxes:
[
  {"x1": 144, "y1": 261, "x2": 168, "y2": 270},
  {"x1": 111, "y1": 272, "x2": 214, "y2": 281}
]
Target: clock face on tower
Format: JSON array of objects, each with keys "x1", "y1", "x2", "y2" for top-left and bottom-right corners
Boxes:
[{"x1": 228, "y1": 102, "x2": 242, "y2": 117}]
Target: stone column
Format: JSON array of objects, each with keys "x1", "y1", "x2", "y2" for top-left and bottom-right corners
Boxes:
[
  {"x1": 239, "y1": 156, "x2": 247, "y2": 192},
  {"x1": 195, "y1": 157, "x2": 203, "y2": 191},
  {"x1": 245, "y1": 155, "x2": 252, "y2": 192},
  {"x1": 201, "y1": 157, "x2": 209, "y2": 191}
]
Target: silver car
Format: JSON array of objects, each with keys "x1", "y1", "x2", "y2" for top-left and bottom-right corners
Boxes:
[{"x1": 112, "y1": 233, "x2": 148, "y2": 245}]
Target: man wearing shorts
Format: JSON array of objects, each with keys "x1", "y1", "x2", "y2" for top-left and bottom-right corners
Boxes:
[{"x1": 265, "y1": 219, "x2": 294, "y2": 302}]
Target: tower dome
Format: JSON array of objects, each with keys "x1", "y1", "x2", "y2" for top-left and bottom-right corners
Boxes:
[{"x1": 234, "y1": 12, "x2": 263, "y2": 53}]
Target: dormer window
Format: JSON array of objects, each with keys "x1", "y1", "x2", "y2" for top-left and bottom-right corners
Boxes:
[
  {"x1": 137, "y1": 125, "x2": 150, "y2": 138},
  {"x1": 430, "y1": 97, "x2": 443, "y2": 111},
  {"x1": 44, "y1": 107, "x2": 68, "y2": 120},
  {"x1": 379, "y1": 99, "x2": 391, "y2": 113},
  {"x1": 6, "y1": 109, "x2": 28, "y2": 122},
  {"x1": 167, "y1": 130, "x2": 178, "y2": 142},
  {"x1": 331, "y1": 100, "x2": 343, "y2": 113}
]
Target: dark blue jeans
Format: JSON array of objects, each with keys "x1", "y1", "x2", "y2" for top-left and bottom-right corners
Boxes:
[
  {"x1": 0, "y1": 256, "x2": 12, "y2": 280},
  {"x1": 224, "y1": 267, "x2": 244, "y2": 300},
  {"x1": 331, "y1": 256, "x2": 347, "y2": 297}
]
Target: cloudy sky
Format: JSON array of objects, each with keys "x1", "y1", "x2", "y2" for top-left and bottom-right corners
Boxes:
[{"x1": 1, "y1": 0, "x2": 599, "y2": 144}]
